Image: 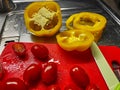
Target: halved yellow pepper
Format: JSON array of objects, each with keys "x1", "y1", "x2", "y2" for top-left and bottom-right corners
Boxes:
[
  {"x1": 56, "y1": 30, "x2": 94, "y2": 52},
  {"x1": 66, "y1": 12, "x2": 107, "y2": 42},
  {"x1": 24, "y1": 1, "x2": 62, "y2": 37}
]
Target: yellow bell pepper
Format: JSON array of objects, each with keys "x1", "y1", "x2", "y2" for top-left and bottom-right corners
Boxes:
[
  {"x1": 56, "y1": 30, "x2": 94, "y2": 52},
  {"x1": 66, "y1": 12, "x2": 107, "y2": 42},
  {"x1": 66, "y1": 13, "x2": 79, "y2": 30},
  {"x1": 24, "y1": 1, "x2": 62, "y2": 37}
]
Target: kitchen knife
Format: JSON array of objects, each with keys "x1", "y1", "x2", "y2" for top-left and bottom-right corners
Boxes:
[{"x1": 90, "y1": 42, "x2": 120, "y2": 90}]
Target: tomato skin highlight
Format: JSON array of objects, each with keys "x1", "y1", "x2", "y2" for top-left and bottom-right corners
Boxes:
[
  {"x1": 47, "y1": 84, "x2": 61, "y2": 90},
  {"x1": 70, "y1": 66, "x2": 90, "y2": 89},
  {"x1": 2, "y1": 78, "x2": 27, "y2": 90},
  {"x1": 23, "y1": 64, "x2": 41, "y2": 85},
  {"x1": 86, "y1": 84, "x2": 100, "y2": 90},
  {"x1": 12, "y1": 43, "x2": 26, "y2": 57},
  {"x1": 64, "y1": 84, "x2": 83, "y2": 90},
  {"x1": 31, "y1": 44, "x2": 49, "y2": 60},
  {"x1": 42, "y1": 62, "x2": 58, "y2": 85}
]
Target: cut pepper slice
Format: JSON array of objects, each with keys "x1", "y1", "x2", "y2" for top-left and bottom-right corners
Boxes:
[
  {"x1": 24, "y1": 1, "x2": 62, "y2": 37},
  {"x1": 73, "y1": 12, "x2": 107, "y2": 42},
  {"x1": 56, "y1": 30, "x2": 94, "y2": 52},
  {"x1": 66, "y1": 13, "x2": 79, "y2": 30},
  {"x1": 66, "y1": 12, "x2": 107, "y2": 42}
]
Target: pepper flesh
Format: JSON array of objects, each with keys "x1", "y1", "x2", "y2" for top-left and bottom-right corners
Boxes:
[
  {"x1": 24, "y1": 2, "x2": 62, "y2": 37},
  {"x1": 66, "y1": 12, "x2": 107, "y2": 42},
  {"x1": 56, "y1": 30, "x2": 94, "y2": 51},
  {"x1": 66, "y1": 13, "x2": 79, "y2": 30}
]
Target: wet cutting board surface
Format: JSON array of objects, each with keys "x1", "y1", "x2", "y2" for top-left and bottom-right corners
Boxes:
[{"x1": 0, "y1": 42, "x2": 120, "y2": 90}]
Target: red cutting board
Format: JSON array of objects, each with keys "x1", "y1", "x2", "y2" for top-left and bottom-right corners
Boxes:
[{"x1": 0, "y1": 42, "x2": 119, "y2": 90}]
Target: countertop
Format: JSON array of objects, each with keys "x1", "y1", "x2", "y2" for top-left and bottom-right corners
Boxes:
[{"x1": 103, "y1": 0, "x2": 120, "y2": 16}]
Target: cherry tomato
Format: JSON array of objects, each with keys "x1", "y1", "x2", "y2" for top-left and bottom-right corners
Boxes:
[
  {"x1": 2, "y1": 78, "x2": 27, "y2": 90},
  {"x1": 86, "y1": 84, "x2": 100, "y2": 90},
  {"x1": 12, "y1": 43, "x2": 26, "y2": 57},
  {"x1": 42, "y1": 62, "x2": 57, "y2": 85},
  {"x1": 23, "y1": 64, "x2": 41, "y2": 85},
  {"x1": 31, "y1": 44, "x2": 49, "y2": 60},
  {"x1": 47, "y1": 84, "x2": 61, "y2": 90},
  {"x1": 64, "y1": 84, "x2": 83, "y2": 90},
  {"x1": 70, "y1": 66, "x2": 90, "y2": 89},
  {"x1": 0, "y1": 63, "x2": 4, "y2": 80}
]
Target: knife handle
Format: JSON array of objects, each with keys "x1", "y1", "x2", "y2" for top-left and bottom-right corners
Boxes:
[{"x1": 115, "y1": 83, "x2": 120, "y2": 90}]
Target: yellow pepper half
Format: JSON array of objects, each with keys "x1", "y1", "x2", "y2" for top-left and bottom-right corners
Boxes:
[
  {"x1": 24, "y1": 1, "x2": 62, "y2": 37},
  {"x1": 66, "y1": 12, "x2": 107, "y2": 42},
  {"x1": 56, "y1": 30, "x2": 94, "y2": 52}
]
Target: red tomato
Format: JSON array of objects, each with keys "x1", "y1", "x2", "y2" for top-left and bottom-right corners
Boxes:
[
  {"x1": 86, "y1": 84, "x2": 100, "y2": 90},
  {"x1": 0, "y1": 63, "x2": 4, "y2": 80},
  {"x1": 47, "y1": 84, "x2": 61, "y2": 90},
  {"x1": 31, "y1": 44, "x2": 49, "y2": 60},
  {"x1": 2, "y1": 78, "x2": 27, "y2": 90},
  {"x1": 64, "y1": 84, "x2": 83, "y2": 90},
  {"x1": 23, "y1": 64, "x2": 41, "y2": 85},
  {"x1": 42, "y1": 62, "x2": 57, "y2": 85},
  {"x1": 70, "y1": 66, "x2": 90, "y2": 89},
  {"x1": 12, "y1": 43, "x2": 26, "y2": 57}
]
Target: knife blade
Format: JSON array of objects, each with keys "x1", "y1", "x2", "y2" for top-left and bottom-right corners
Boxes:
[{"x1": 90, "y1": 42, "x2": 120, "y2": 90}]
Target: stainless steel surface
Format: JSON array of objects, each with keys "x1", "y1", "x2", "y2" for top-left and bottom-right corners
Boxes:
[
  {"x1": 13, "y1": 0, "x2": 44, "y2": 3},
  {"x1": 0, "y1": 0, "x2": 15, "y2": 12},
  {"x1": 0, "y1": 0, "x2": 120, "y2": 54},
  {"x1": 0, "y1": 13, "x2": 7, "y2": 34},
  {"x1": 91, "y1": 42, "x2": 120, "y2": 90},
  {"x1": 103, "y1": 0, "x2": 120, "y2": 16}
]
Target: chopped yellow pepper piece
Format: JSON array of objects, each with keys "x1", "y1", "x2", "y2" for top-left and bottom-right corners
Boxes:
[
  {"x1": 66, "y1": 12, "x2": 107, "y2": 42},
  {"x1": 66, "y1": 13, "x2": 79, "y2": 30},
  {"x1": 56, "y1": 30, "x2": 94, "y2": 51}
]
